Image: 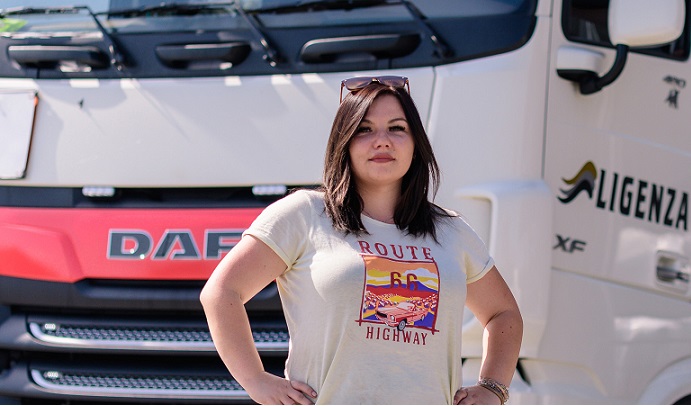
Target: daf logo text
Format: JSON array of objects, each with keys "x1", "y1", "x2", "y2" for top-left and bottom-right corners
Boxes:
[{"x1": 107, "y1": 229, "x2": 243, "y2": 260}]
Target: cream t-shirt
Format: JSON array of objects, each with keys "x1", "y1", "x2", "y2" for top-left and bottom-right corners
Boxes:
[{"x1": 243, "y1": 190, "x2": 493, "y2": 404}]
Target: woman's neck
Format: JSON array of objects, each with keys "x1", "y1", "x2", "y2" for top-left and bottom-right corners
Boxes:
[{"x1": 358, "y1": 184, "x2": 400, "y2": 224}]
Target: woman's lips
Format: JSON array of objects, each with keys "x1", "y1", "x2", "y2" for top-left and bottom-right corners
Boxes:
[{"x1": 370, "y1": 154, "x2": 394, "y2": 163}]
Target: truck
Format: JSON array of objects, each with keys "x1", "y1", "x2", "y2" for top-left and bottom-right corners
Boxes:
[{"x1": 0, "y1": 0, "x2": 689, "y2": 403}]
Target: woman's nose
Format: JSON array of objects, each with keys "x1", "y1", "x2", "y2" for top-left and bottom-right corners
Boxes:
[{"x1": 373, "y1": 130, "x2": 392, "y2": 148}]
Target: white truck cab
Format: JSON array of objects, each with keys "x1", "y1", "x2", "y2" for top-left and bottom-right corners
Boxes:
[{"x1": 0, "y1": 0, "x2": 689, "y2": 403}]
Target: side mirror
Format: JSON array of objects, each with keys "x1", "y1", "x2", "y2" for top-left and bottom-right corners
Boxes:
[
  {"x1": 609, "y1": 0, "x2": 685, "y2": 47},
  {"x1": 559, "y1": 0, "x2": 686, "y2": 95}
]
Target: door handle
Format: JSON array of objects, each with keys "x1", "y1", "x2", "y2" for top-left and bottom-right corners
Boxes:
[
  {"x1": 8, "y1": 45, "x2": 109, "y2": 69},
  {"x1": 299, "y1": 33, "x2": 420, "y2": 64},
  {"x1": 657, "y1": 266, "x2": 690, "y2": 283},
  {"x1": 155, "y1": 42, "x2": 251, "y2": 68},
  {"x1": 656, "y1": 251, "x2": 690, "y2": 291}
]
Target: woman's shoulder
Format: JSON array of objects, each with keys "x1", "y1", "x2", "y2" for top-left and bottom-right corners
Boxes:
[
  {"x1": 435, "y1": 205, "x2": 465, "y2": 227},
  {"x1": 249, "y1": 189, "x2": 325, "y2": 232},
  {"x1": 269, "y1": 188, "x2": 325, "y2": 213},
  {"x1": 286, "y1": 188, "x2": 325, "y2": 205}
]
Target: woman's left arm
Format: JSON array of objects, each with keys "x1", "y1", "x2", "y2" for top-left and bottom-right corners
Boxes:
[{"x1": 455, "y1": 266, "x2": 523, "y2": 405}]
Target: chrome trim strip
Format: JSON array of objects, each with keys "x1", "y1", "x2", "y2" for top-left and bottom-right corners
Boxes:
[
  {"x1": 31, "y1": 370, "x2": 249, "y2": 400},
  {"x1": 29, "y1": 322, "x2": 288, "y2": 352}
]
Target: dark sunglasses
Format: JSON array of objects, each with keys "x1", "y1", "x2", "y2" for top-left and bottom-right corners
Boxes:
[{"x1": 340, "y1": 76, "x2": 410, "y2": 103}]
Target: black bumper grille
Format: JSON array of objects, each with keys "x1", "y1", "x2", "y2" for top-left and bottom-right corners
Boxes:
[
  {"x1": 0, "y1": 277, "x2": 286, "y2": 403},
  {"x1": 29, "y1": 320, "x2": 289, "y2": 352},
  {"x1": 40, "y1": 323, "x2": 211, "y2": 343},
  {"x1": 34, "y1": 369, "x2": 245, "y2": 393}
]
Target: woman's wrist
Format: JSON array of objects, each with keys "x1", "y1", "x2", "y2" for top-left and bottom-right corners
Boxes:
[{"x1": 477, "y1": 377, "x2": 509, "y2": 405}]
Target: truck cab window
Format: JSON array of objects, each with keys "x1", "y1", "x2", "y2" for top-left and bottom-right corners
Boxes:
[{"x1": 0, "y1": 0, "x2": 537, "y2": 79}]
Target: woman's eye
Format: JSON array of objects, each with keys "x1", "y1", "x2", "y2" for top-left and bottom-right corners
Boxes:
[
  {"x1": 390, "y1": 125, "x2": 406, "y2": 132},
  {"x1": 356, "y1": 126, "x2": 371, "y2": 134}
]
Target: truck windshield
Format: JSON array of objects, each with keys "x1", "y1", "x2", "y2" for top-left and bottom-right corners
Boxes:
[{"x1": 0, "y1": 0, "x2": 532, "y2": 35}]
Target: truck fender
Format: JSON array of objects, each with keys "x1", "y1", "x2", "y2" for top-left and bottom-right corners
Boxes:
[
  {"x1": 638, "y1": 357, "x2": 691, "y2": 404},
  {"x1": 455, "y1": 179, "x2": 552, "y2": 358}
]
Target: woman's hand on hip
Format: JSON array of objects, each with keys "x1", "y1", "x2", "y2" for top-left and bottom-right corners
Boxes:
[
  {"x1": 244, "y1": 371, "x2": 317, "y2": 405},
  {"x1": 454, "y1": 385, "x2": 501, "y2": 405}
]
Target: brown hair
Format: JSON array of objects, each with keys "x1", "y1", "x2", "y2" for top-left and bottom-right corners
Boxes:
[{"x1": 322, "y1": 83, "x2": 450, "y2": 241}]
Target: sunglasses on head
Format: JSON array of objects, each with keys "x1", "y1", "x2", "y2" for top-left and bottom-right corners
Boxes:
[{"x1": 340, "y1": 76, "x2": 410, "y2": 103}]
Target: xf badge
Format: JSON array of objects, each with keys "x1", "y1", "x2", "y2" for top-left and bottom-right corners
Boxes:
[{"x1": 554, "y1": 234, "x2": 586, "y2": 253}]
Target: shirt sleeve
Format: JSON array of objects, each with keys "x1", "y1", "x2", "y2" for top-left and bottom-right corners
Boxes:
[
  {"x1": 457, "y1": 217, "x2": 494, "y2": 284},
  {"x1": 242, "y1": 190, "x2": 313, "y2": 269}
]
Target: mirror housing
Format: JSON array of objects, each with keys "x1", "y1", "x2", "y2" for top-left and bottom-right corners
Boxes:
[
  {"x1": 558, "y1": 0, "x2": 686, "y2": 95},
  {"x1": 609, "y1": 0, "x2": 685, "y2": 47}
]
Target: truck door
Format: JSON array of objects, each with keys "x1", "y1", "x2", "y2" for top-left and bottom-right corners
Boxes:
[
  {"x1": 542, "y1": 0, "x2": 691, "y2": 402},
  {"x1": 546, "y1": 0, "x2": 690, "y2": 302}
]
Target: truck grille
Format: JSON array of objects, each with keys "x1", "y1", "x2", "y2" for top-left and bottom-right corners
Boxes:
[
  {"x1": 0, "y1": 276, "x2": 286, "y2": 403},
  {"x1": 37, "y1": 323, "x2": 211, "y2": 342},
  {"x1": 29, "y1": 321, "x2": 289, "y2": 352},
  {"x1": 32, "y1": 369, "x2": 247, "y2": 399}
]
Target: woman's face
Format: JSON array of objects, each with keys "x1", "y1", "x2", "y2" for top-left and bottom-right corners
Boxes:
[{"x1": 348, "y1": 94, "x2": 415, "y2": 192}]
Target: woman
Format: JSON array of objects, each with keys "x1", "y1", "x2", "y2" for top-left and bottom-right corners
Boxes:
[{"x1": 200, "y1": 76, "x2": 522, "y2": 405}]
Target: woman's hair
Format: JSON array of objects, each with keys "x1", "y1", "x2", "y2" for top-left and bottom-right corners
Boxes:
[{"x1": 322, "y1": 82, "x2": 450, "y2": 241}]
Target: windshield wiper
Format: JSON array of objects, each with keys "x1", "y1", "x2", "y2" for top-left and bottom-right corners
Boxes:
[
  {"x1": 233, "y1": 5, "x2": 280, "y2": 66},
  {"x1": 102, "y1": 2, "x2": 234, "y2": 18},
  {"x1": 246, "y1": 0, "x2": 450, "y2": 58},
  {"x1": 0, "y1": 5, "x2": 128, "y2": 71},
  {"x1": 99, "y1": 1, "x2": 280, "y2": 67},
  {"x1": 401, "y1": 1, "x2": 450, "y2": 58},
  {"x1": 1, "y1": 6, "x2": 75, "y2": 16},
  {"x1": 244, "y1": 0, "x2": 388, "y2": 14}
]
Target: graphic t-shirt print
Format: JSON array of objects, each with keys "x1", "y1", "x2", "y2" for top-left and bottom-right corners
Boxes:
[{"x1": 355, "y1": 240, "x2": 440, "y2": 346}]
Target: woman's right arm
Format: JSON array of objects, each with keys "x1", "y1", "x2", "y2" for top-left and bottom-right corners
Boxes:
[{"x1": 200, "y1": 235, "x2": 317, "y2": 405}]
